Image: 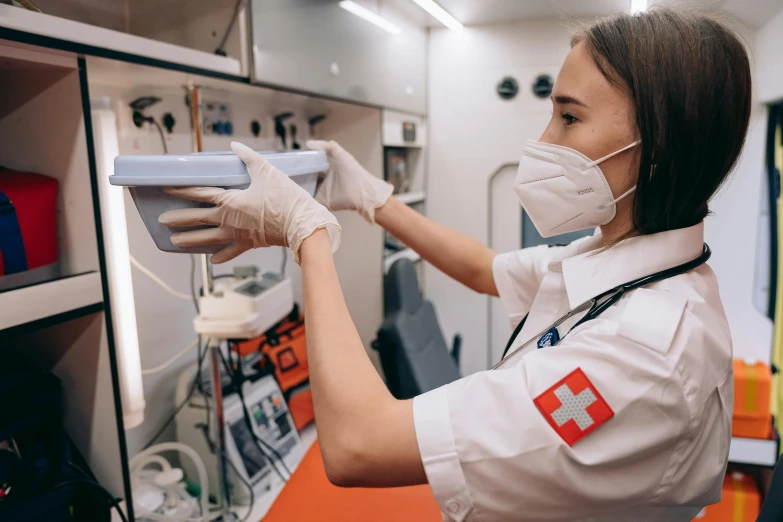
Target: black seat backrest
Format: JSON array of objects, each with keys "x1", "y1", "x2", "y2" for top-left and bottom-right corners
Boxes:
[
  {"x1": 757, "y1": 451, "x2": 783, "y2": 521},
  {"x1": 375, "y1": 259, "x2": 460, "y2": 399}
]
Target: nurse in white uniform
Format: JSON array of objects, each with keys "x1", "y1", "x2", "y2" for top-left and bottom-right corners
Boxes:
[{"x1": 160, "y1": 7, "x2": 751, "y2": 521}]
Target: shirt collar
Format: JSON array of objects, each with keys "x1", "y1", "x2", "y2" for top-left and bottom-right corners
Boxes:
[{"x1": 556, "y1": 222, "x2": 705, "y2": 309}]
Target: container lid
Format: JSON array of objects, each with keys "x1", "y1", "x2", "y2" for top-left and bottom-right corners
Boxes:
[{"x1": 110, "y1": 150, "x2": 328, "y2": 187}]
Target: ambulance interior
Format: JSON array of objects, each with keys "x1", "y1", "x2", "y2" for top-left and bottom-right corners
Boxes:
[{"x1": 0, "y1": 0, "x2": 781, "y2": 520}]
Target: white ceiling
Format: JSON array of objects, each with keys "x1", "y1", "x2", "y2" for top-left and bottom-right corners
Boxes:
[
  {"x1": 432, "y1": 0, "x2": 630, "y2": 25},
  {"x1": 382, "y1": 0, "x2": 783, "y2": 29},
  {"x1": 653, "y1": 0, "x2": 783, "y2": 28}
]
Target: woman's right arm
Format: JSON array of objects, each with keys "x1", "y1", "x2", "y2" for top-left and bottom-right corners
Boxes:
[
  {"x1": 308, "y1": 139, "x2": 498, "y2": 297},
  {"x1": 376, "y1": 197, "x2": 498, "y2": 296}
]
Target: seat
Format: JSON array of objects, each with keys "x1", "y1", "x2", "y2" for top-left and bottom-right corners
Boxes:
[
  {"x1": 373, "y1": 259, "x2": 461, "y2": 399},
  {"x1": 757, "y1": 450, "x2": 783, "y2": 521}
]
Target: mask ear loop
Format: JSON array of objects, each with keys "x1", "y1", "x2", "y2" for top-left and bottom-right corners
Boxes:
[
  {"x1": 584, "y1": 140, "x2": 641, "y2": 169},
  {"x1": 597, "y1": 186, "x2": 636, "y2": 210},
  {"x1": 588, "y1": 139, "x2": 640, "y2": 211}
]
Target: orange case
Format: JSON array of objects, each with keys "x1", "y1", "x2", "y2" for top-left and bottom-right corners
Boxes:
[
  {"x1": 288, "y1": 387, "x2": 315, "y2": 431},
  {"x1": 732, "y1": 359, "x2": 772, "y2": 439},
  {"x1": 694, "y1": 471, "x2": 760, "y2": 521},
  {"x1": 236, "y1": 315, "x2": 315, "y2": 429}
]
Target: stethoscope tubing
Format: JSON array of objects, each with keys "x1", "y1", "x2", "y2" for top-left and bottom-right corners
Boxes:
[{"x1": 494, "y1": 243, "x2": 712, "y2": 370}]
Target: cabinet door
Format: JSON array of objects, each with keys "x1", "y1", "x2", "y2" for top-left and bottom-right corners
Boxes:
[{"x1": 250, "y1": 0, "x2": 426, "y2": 115}]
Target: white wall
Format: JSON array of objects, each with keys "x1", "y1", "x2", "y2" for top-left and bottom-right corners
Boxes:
[
  {"x1": 426, "y1": 21, "x2": 573, "y2": 375},
  {"x1": 427, "y1": 17, "x2": 776, "y2": 374},
  {"x1": 705, "y1": 104, "x2": 773, "y2": 363},
  {"x1": 701, "y1": 19, "x2": 775, "y2": 364},
  {"x1": 755, "y1": 8, "x2": 783, "y2": 104}
]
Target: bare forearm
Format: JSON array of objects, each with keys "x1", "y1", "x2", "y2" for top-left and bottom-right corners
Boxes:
[
  {"x1": 376, "y1": 197, "x2": 498, "y2": 296},
  {"x1": 300, "y1": 229, "x2": 425, "y2": 487}
]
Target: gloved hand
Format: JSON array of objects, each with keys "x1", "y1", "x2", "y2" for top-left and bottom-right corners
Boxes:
[
  {"x1": 306, "y1": 140, "x2": 394, "y2": 223},
  {"x1": 158, "y1": 142, "x2": 341, "y2": 264}
]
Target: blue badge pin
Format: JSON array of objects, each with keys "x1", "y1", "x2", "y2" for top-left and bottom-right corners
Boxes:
[{"x1": 537, "y1": 327, "x2": 560, "y2": 349}]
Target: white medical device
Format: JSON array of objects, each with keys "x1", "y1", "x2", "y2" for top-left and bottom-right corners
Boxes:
[
  {"x1": 130, "y1": 442, "x2": 210, "y2": 522},
  {"x1": 194, "y1": 272, "x2": 294, "y2": 339},
  {"x1": 176, "y1": 365, "x2": 304, "y2": 506}
]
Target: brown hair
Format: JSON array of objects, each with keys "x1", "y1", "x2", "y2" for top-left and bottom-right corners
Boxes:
[{"x1": 572, "y1": 8, "x2": 752, "y2": 235}]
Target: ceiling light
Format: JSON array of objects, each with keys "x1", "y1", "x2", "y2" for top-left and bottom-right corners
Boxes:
[
  {"x1": 630, "y1": 0, "x2": 647, "y2": 14},
  {"x1": 409, "y1": 0, "x2": 463, "y2": 30},
  {"x1": 339, "y1": 1, "x2": 401, "y2": 34}
]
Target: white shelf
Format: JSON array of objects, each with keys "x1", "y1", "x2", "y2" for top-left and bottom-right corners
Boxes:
[
  {"x1": 396, "y1": 191, "x2": 426, "y2": 205},
  {"x1": 0, "y1": 4, "x2": 241, "y2": 77},
  {"x1": 384, "y1": 248, "x2": 422, "y2": 273},
  {"x1": 237, "y1": 423, "x2": 318, "y2": 521},
  {"x1": 728, "y1": 436, "x2": 779, "y2": 467},
  {"x1": 0, "y1": 272, "x2": 103, "y2": 331}
]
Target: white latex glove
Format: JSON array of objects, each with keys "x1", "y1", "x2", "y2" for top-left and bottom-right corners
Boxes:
[
  {"x1": 306, "y1": 140, "x2": 394, "y2": 223},
  {"x1": 158, "y1": 142, "x2": 341, "y2": 264}
]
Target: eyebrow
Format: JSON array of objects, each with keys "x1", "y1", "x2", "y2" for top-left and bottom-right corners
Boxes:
[{"x1": 552, "y1": 95, "x2": 588, "y2": 108}]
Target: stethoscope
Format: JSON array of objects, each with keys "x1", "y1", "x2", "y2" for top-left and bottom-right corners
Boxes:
[{"x1": 493, "y1": 243, "x2": 712, "y2": 370}]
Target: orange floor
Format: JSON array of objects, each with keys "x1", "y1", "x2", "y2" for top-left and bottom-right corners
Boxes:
[{"x1": 263, "y1": 441, "x2": 442, "y2": 522}]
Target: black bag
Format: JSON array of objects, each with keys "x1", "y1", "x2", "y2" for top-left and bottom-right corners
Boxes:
[{"x1": 0, "y1": 359, "x2": 113, "y2": 522}]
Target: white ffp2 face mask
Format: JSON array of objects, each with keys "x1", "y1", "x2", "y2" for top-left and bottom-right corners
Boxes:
[{"x1": 514, "y1": 139, "x2": 641, "y2": 238}]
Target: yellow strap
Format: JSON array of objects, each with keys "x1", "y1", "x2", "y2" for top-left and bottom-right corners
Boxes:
[
  {"x1": 773, "y1": 123, "x2": 783, "y2": 447},
  {"x1": 733, "y1": 481, "x2": 745, "y2": 522},
  {"x1": 745, "y1": 363, "x2": 757, "y2": 413}
]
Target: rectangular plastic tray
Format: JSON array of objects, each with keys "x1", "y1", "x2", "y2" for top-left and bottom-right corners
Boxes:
[{"x1": 111, "y1": 150, "x2": 328, "y2": 254}]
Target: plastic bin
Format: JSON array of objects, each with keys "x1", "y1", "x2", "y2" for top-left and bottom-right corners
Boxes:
[{"x1": 110, "y1": 150, "x2": 328, "y2": 254}]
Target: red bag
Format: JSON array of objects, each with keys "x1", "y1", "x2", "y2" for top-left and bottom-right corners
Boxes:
[{"x1": 0, "y1": 171, "x2": 58, "y2": 285}]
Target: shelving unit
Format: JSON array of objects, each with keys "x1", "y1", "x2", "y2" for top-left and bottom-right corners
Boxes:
[
  {"x1": 382, "y1": 109, "x2": 428, "y2": 287},
  {"x1": 729, "y1": 436, "x2": 779, "y2": 467},
  {"x1": 0, "y1": 272, "x2": 103, "y2": 331},
  {"x1": 0, "y1": 4, "x2": 242, "y2": 78},
  {"x1": 396, "y1": 191, "x2": 426, "y2": 205},
  {"x1": 0, "y1": 38, "x2": 129, "y2": 502}
]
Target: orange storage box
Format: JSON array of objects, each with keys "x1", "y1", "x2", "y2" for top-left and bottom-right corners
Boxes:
[
  {"x1": 732, "y1": 359, "x2": 772, "y2": 439},
  {"x1": 693, "y1": 471, "x2": 760, "y2": 521},
  {"x1": 235, "y1": 313, "x2": 315, "y2": 430}
]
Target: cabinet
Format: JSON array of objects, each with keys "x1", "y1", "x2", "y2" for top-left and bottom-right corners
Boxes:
[
  {"x1": 249, "y1": 0, "x2": 427, "y2": 115},
  {"x1": 0, "y1": 42, "x2": 129, "y2": 502}
]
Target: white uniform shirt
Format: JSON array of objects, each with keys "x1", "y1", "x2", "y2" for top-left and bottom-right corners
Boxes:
[{"x1": 412, "y1": 222, "x2": 733, "y2": 522}]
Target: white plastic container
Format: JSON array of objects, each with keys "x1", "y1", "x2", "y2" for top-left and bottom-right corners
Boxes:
[{"x1": 110, "y1": 150, "x2": 328, "y2": 253}]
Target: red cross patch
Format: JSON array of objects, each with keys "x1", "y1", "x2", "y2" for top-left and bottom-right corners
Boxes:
[{"x1": 533, "y1": 368, "x2": 614, "y2": 446}]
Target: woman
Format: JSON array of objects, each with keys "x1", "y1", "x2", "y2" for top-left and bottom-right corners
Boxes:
[{"x1": 160, "y1": 8, "x2": 751, "y2": 521}]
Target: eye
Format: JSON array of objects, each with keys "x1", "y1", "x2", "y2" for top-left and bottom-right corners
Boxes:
[{"x1": 561, "y1": 113, "x2": 578, "y2": 126}]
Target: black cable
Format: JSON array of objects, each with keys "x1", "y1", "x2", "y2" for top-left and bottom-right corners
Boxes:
[
  {"x1": 141, "y1": 338, "x2": 207, "y2": 450},
  {"x1": 224, "y1": 448, "x2": 255, "y2": 522},
  {"x1": 190, "y1": 254, "x2": 199, "y2": 314},
  {"x1": 151, "y1": 118, "x2": 168, "y2": 154},
  {"x1": 50, "y1": 479, "x2": 130, "y2": 522},
  {"x1": 280, "y1": 247, "x2": 287, "y2": 276},
  {"x1": 202, "y1": 390, "x2": 256, "y2": 522},
  {"x1": 215, "y1": 0, "x2": 245, "y2": 56},
  {"x1": 219, "y1": 347, "x2": 290, "y2": 481},
  {"x1": 229, "y1": 349, "x2": 293, "y2": 480},
  {"x1": 218, "y1": 348, "x2": 291, "y2": 481}
]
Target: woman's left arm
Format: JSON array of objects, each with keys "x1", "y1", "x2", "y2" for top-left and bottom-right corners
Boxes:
[{"x1": 299, "y1": 228, "x2": 427, "y2": 487}]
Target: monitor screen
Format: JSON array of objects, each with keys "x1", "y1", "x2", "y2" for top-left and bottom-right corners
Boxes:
[{"x1": 229, "y1": 419, "x2": 268, "y2": 481}]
